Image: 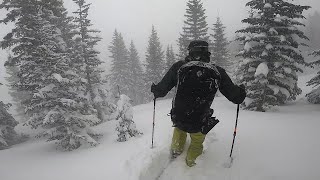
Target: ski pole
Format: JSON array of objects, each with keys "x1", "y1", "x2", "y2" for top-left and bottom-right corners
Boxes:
[
  {"x1": 227, "y1": 104, "x2": 240, "y2": 167},
  {"x1": 151, "y1": 98, "x2": 156, "y2": 148}
]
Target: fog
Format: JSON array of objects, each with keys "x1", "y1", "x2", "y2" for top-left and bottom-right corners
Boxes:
[
  {"x1": 0, "y1": 0, "x2": 320, "y2": 103},
  {"x1": 60, "y1": 0, "x2": 319, "y2": 57},
  {"x1": 1, "y1": 0, "x2": 319, "y2": 61}
]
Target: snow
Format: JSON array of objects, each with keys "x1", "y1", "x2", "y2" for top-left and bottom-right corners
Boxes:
[
  {"x1": 261, "y1": 50, "x2": 268, "y2": 56},
  {"x1": 265, "y1": 44, "x2": 273, "y2": 50},
  {"x1": 280, "y1": 35, "x2": 286, "y2": 42},
  {"x1": 283, "y1": 67, "x2": 292, "y2": 74},
  {"x1": 52, "y1": 73, "x2": 63, "y2": 82},
  {"x1": 279, "y1": 87, "x2": 290, "y2": 98},
  {"x1": 52, "y1": 73, "x2": 70, "y2": 83},
  {"x1": 268, "y1": 84, "x2": 280, "y2": 95},
  {"x1": 253, "y1": 32, "x2": 266, "y2": 38},
  {"x1": 244, "y1": 41, "x2": 253, "y2": 51},
  {"x1": 255, "y1": 62, "x2": 269, "y2": 77},
  {"x1": 1, "y1": 76, "x2": 320, "y2": 180},
  {"x1": 252, "y1": 12, "x2": 261, "y2": 18},
  {"x1": 269, "y1": 28, "x2": 278, "y2": 35},
  {"x1": 264, "y1": 3, "x2": 272, "y2": 8},
  {"x1": 275, "y1": 62, "x2": 282, "y2": 68},
  {"x1": 248, "y1": 67, "x2": 256, "y2": 72}
]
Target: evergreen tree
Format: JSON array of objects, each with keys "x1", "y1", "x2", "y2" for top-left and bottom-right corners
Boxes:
[
  {"x1": 114, "y1": 95, "x2": 142, "y2": 142},
  {"x1": 164, "y1": 45, "x2": 176, "y2": 98},
  {"x1": 305, "y1": 11, "x2": 320, "y2": 50},
  {"x1": 0, "y1": 100, "x2": 19, "y2": 150},
  {"x1": 165, "y1": 45, "x2": 176, "y2": 72},
  {"x1": 144, "y1": 25, "x2": 165, "y2": 101},
  {"x1": 306, "y1": 49, "x2": 320, "y2": 104},
  {"x1": 128, "y1": 40, "x2": 144, "y2": 105},
  {"x1": 5, "y1": 54, "x2": 31, "y2": 122},
  {"x1": 211, "y1": 17, "x2": 231, "y2": 70},
  {"x1": 29, "y1": 7, "x2": 100, "y2": 150},
  {"x1": 235, "y1": 0, "x2": 310, "y2": 111},
  {"x1": 0, "y1": 82, "x2": 19, "y2": 150},
  {"x1": 72, "y1": 0, "x2": 106, "y2": 121},
  {"x1": 1, "y1": 0, "x2": 100, "y2": 150},
  {"x1": 177, "y1": 27, "x2": 190, "y2": 60},
  {"x1": 109, "y1": 30, "x2": 131, "y2": 96},
  {"x1": 177, "y1": 0, "x2": 210, "y2": 60}
]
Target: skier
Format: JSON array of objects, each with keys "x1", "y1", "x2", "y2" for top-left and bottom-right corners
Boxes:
[{"x1": 151, "y1": 40, "x2": 246, "y2": 167}]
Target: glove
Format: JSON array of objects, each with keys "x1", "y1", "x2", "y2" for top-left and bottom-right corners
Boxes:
[
  {"x1": 151, "y1": 83, "x2": 156, "y2": 93},
  {"x1": 151, "y1": 83, "x2": 161, "y2": 98},
  {"x1": 237, "y1": 84, "x2": 246, "y2": 104}
]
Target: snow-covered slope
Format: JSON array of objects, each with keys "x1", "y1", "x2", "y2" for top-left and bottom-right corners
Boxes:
[{"x1": 0, "y1": 75, "x2": 320, "y2": 180}]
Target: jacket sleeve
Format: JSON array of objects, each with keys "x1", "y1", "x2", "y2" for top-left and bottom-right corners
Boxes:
[
  {"x1": 218, "y1": 67, "x2": 246, "y2": 104},
  {"x1": 152, "y1": 61, "x2": 184, "y2": 98}
]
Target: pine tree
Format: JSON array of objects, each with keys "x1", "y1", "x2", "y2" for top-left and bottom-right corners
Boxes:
[
  {"x1": 0, "y1": 100, "x2": 19, "y2": 150},
  {"x1": 72, "y1": 0, "x2": 106, "y2": 121},
  {"x1": 30, "y1": 7, "x2": 101, "y2": 150},
  {"x1": 5, "y1": 54, "x2": 31, "y2": 122},
  {"x1": 144, "y1": 25, "x2": 165, "y2": 101},
  {"x1": 1, "y1": 0, "x2": 100, "y2": 150},
  {"x1": 109, "y1": 30, "x2": 131, "y2": 96},
  {"x1": 114, "y1": 95, "x2": 142, "y2": 142},
  {"x1": 305, "y1": 11, "x2": 320, "y2": 50},
  {"x1": 164, "y1": 45, "x2": 176, "y2": 98},
  {"x1": 177, "y1": 0, "x2": 210, "y2": 60},
  {"x1": 165, "y1": 45, "x2": 176, "y2": 72},
  {"x1": 0, "y1": 82, "x2": 19, "y2": 150},
  {"x1": 211, "y1": 17, "x2": 231, "y2": 70},
  {"x1": 235, "y1": 0, "x2": 310, "y2": 111},
  {"x1": 128, "y1": 40, "x2": 144, "y2": 105},
  {"x1": 306, "y1": 49, "x2": 320, "y2": 104},
  {"x1": 177, "y1": 27, "x2": 190, "y2": 60}
]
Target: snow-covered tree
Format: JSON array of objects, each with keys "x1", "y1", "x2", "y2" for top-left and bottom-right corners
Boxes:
[
  {"x1": 306, "y1": 49, "x2": 320, "y2": 104},
  {"x1": 112, "y1": 95, "x2": 142, "y2": 142},
  {"x1": 29, "y1": 8, "x2": 101, "y2": 150},
  {"x1": 177, "y1": 27, "x2": 190, "y2": 60},
  {"x1": 177, "y1": 0, "x2": 210, "y2": 60},
  {"x1": 72, "y1": 0, "x2": 106, "y2": 121},
  {"x1": 0, "y1": 82, "x2": 19, "y2": 150},
  {"x1": 144, "y1": 25, "x2": 165, "y2": 101},
  {"x1": 164, "y1": 45, "x2": 176, "y2": 98},
  {"x1": 1, "y1": 1, "x2": 101, "y2": 150},
  {"x1": 165, "y1": 45, "x2": 176, "y2": 72},
  {"x1": 128, "y1": 40, "x2": 144, "y2": 105},
  {"x1": 5, "y1": 54, "x2": 31, "y2": 122},
  {"x1": 235, "y1": 0, "x2": 310, "y2": 111},
  {"x1": 109, "y1": 30, "x2": 131, "y2": 97},
  {"x1": 304, "y1": 11, "x2": 320, "y2": 51},
  {"x1": 211, "y1": 17, "x2": 231, "y2": 70}
]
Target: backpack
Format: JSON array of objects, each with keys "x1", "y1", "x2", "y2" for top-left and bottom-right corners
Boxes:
[{"x1": 171, "y1": 61, "x2": 221, "y2": 129}]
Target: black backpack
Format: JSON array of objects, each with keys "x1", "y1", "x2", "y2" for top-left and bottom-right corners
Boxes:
[{"x1": 171, "y1": 61, "x2": 221, "y2": 132}]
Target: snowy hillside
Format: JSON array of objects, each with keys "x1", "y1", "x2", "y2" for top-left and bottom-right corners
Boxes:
[{"x1": 0, "y1": 75, "x2": 319, "y2": 180}]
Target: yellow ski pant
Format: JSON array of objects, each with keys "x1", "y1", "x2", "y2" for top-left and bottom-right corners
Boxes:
[{"x1": 171, "y1": 127, "x2": 206, "y2": 164}]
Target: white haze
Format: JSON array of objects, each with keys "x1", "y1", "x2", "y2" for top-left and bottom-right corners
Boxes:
[{"x1": 0, "y1": 0, "x2": 320, "y2": 103}]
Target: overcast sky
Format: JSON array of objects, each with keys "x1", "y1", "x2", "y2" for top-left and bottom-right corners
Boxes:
[
  {"x1": 0, "y1": 0, "x2": 320, "y2": 102},
  {"x1": 1, "y1": 0, "x2": 319, "y2": 59},
  {"x1": 62, "y1": 0, "x2": 320, "y2": 56}
]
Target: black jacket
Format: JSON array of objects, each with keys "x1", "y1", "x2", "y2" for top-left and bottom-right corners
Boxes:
[{"x1": 153, "y1": 58, "x2": 246, "y2": 133}]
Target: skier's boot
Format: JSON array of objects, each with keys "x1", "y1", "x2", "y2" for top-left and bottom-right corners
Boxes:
[
  {"x1": 170, "y1": 149, "x2": 182, "y2": 159},
  {"x1": 186, "y1": 158, "x2": 196, "y2": 167}
]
